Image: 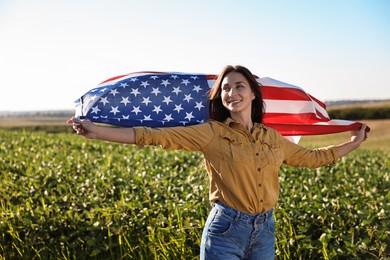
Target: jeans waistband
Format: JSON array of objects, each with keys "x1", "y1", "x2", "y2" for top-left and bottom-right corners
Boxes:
[{"x1": 214, "y1": 201, "x2": 273, "y2": 225}]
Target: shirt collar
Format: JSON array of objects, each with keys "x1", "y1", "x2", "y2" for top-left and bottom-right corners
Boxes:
[{"x1": 223, "y1": 117, "x2": 266, "y2": 130}]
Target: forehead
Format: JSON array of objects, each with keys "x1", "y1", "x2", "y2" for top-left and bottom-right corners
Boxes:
[{"x1": 221, "y1": 71, "x2": 248, "y2": 85}]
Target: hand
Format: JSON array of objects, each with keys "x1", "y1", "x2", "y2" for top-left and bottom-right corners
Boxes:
[
  {"x1": 67, "y1": 117, "x2": 98, "y2": 139},
  {"x1": 350, "y1": 123, "x2": 368, "y2": 145}
]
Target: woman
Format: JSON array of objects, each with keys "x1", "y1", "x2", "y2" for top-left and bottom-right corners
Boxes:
[{"x1": 68, "y1": 65, "x2": 367, "y2": 259}]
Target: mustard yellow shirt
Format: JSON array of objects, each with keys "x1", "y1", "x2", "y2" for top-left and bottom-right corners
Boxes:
[{"x1": 134, "y1": 118, "x2": 339, "y2": 214}]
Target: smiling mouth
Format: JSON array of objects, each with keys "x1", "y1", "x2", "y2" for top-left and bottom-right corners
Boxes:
[{"x1": 228, "y1": 100, "x2": 242, "y2": 105}]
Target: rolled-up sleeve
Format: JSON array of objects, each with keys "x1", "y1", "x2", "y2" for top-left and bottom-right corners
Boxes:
[{"x1": 134, "y1": 122, "x2": 215, "y2": 152}]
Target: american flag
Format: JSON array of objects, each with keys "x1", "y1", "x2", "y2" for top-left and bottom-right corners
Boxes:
[{"x1": 74, "y1": 71, "x2": 366, "y2": 136}]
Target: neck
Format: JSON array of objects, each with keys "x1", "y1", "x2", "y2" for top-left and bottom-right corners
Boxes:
[{"x1": 230, "y1": 114, "x2": 253, "y2": 132}]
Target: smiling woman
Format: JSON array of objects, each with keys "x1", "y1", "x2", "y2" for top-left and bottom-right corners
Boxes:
[{"x1": 67, "y1": 65, "x2": 368, "y2": 259}]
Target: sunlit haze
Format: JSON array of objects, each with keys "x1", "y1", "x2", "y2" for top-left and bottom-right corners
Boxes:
[{"x1": 1, "y1": 0, "x2": 389, "y2": 111}]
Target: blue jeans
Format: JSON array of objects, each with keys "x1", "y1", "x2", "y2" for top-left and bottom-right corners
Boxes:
[{"x1": 200, "y1": 201, "x2": 275, "y2": 259}]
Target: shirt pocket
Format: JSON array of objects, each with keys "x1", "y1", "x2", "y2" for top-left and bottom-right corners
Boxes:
[
  {"x1": 263, "y1": 141, "x2": 283, "y2": 166},
  {"x1": 219, "y1": 133, "x2": 251, "y2": 163}
]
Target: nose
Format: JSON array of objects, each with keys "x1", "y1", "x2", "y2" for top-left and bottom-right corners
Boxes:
[{"x1": 228, "y1": 87, "x2": 236, "y2": 97}]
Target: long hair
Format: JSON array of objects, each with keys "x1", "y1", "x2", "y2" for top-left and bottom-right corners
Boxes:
[{"x1": 208, "y1": 65, "x2": 265, "y2": 123}]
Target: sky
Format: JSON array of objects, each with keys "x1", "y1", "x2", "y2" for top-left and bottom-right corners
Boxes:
[{"x1": 1, "y1": 0, "x2": 389, "y2": 111}]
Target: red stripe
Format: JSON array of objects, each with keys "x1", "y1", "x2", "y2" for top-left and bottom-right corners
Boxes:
[
  {"x1": 263, "y1": 113, "x2": 329, "y2": 124},
  {"x1": 261, "y1": 86, "x2": 312, "y2": 101},
  {"x1": 265, "y1": 122, "x2": 364, "y2": 136}
]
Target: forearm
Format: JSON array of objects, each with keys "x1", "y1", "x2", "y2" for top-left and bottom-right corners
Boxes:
[
  {"x1": 333, "y1": 140, "x2": 362, "y2": 157},
  {"x1": 94, "y1": 126, "x2": 136, "y2": 144}
]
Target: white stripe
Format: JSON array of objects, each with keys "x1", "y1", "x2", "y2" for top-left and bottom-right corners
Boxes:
[
  {"x1": 264, "y1": 99, "x2": 318, "y2": 114},
  {"x1": 258, "y1": 77, "x2": 305, "y2": 91}
]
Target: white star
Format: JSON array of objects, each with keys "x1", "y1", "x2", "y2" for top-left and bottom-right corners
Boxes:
[
  {"x1": 173, "y1": 104, "x2": 184, "y2": 113},
  {"x1": 90, "y1": 88, "x2": 99, "y2": 93},
  {"x1": 153, "y1": 105, "x2": 162, "y2": 114},
  {"x1": 162, "y1": 96, "x2": 172, "y2": 105},
  {"x1": 143, "y1": 115, "x2": 152, "y2": 121},
  {"x1": 99, "y1": 97, "x2": 109, "y2": 106},
  {"x1": 164, "y1": 114, "x2": 174, "y2": 122},
  {"x1": 99, "y1": 87, "x2": 108, "y2": 93},
  {"x1": 150, "y1": 75, "x2": 159, "y2": 80},
  {"x1": 151, "y1": 87, "x2": 161, "y2": 96},
  {"x1": 170, "y1": 75, "x2": 179, "y2": 79},
  {"x1": 161, "y1": 79, "x2": 170, "y2": 87},
  {"x1": 89, "y1": 95, "x2": 98, "y2": 101},
  {"x1": 185, "y1": 112, "x2": 195, "y2": 121},
  {"x1": 140, "y1": 81, "x2": 150, "y2": 88},
  {"x1": 120, "y1": 82, "x2": 129, "y2": 88},
  {"x1": 130, "y1": 88, "x2": 141, "y2": 97},
  {"x1": 172, "y1": 86, "x2": 182, "y2": 95},
  {"x1": 122, "y1": 115, "x2": 130, "y2": 119},
  {"x1": 110, "y1": 89, "x2": 119, "y2": 96},
  {"x1": 130, "y1": 77, "x2": 138, "y2": 82},
  {"x1": 183, "y1": 94, "x2": 193, "y2": 103},
  {"x1": 190, "y1": 75, "x2": 199, "y2": 80},
  {"x1": 193, "y1": 85, "x2": 203, "y2": 93},
  {"x1": 110, "y1": 106, "x2": 120, "y2": 115},
  {"x1": 120, "y1": 96, "x2": 131, "y2": 106},
  {"x1": 132, "y1": 106, "x2": 142, "y2": 115},
  {"x1": 181, "y1": 79, "x2": 190, "y2": 86},
  {"x1": 141, "y1": 97, "x2": 152, "y2": 106},
  {"x1": 91, "y1": 105, "x2": 101, "y2": 114},
  {"x1": 194, "y1": 101, "x2": 205, "y2": 111}
]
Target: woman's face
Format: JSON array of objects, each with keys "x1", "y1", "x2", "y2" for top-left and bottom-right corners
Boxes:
[{"x1": 221, "y1": 71, "x2": 255, "y2": 117}]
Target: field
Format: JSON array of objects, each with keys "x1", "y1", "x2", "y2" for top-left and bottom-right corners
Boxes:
[{"x1": 0, "y1": 118, "x2": 389, "y2": 259}]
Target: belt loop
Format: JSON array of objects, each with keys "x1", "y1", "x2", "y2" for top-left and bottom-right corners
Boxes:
[{"x1": 234, "y1": 210, "x2": 241, "y2": 222}]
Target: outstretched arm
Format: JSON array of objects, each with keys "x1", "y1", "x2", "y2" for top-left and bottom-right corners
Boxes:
[
  {"x1": 67, "y1": 117, "x2": 136, "y2": 144},
  {"x1": 333, "y1": 124, "x2": 368, "y2": 157}
]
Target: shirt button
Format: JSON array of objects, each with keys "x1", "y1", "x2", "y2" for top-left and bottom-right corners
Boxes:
[
  {"x1": 252, "y1": 140, "x2": 256, "y2": 144},
  {"x1": 260, "y1": 199, "x2": 264, "y2": 203},
  {"x1": 258, "y1": 183, "x2": 262, "y2": 187},
  {"x1": 257, "y1": 168, "x2": 261, "y2": 172},
  {"x1": 256, "y1": 152, "x2": 259, "y2": 156}
]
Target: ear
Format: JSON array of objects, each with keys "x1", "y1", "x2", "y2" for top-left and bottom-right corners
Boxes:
[{"x1": 252, "y1": 93, "x2": 256, "y2": 100}]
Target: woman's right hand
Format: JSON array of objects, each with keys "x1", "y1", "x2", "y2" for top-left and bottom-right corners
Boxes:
[{"x1": 67, "y1": 117, "x2": 98, "y2": 139}]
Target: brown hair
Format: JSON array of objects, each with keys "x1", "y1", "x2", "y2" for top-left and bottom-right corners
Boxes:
[{"x1": 208, "y1": 65, "x2": 265, "y2": 123}]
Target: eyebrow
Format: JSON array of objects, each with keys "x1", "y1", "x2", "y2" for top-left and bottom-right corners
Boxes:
[{"x1": 222, "y1": 81, "x2": 247, "y2": 87}]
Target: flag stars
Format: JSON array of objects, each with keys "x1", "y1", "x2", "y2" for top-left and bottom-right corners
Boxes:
[
  {"x1": 110, "y1": 89, "x2": 120, "y2": 96},
  {"x1": 130, "y1": 77, "x2": 139, "y2": 82},
  {"x1": 130, "y1": 88, "x2": 141, "y2": 97},
  {"x1": 185, "y1": 112, "x2": 195, "y2": 121},
  {"x1": 151, "y1": 87, "x2": 161, "y2": 96},
  {"x1": 140, "y1": 81, "x2": 150, "y2": 88},
  {"x1": 141, "y1": 97, "x2": 152, "y2": 106},
  {"x1": 161, "y1": 79, "x2": 171, "y2": 87},
  {"x1": 193, "y1": 85, "x2": 203, "y2": 93},
  {"x1": 164, "y1": 114, "x2": 174, "y2": 122},
  {"x1": 132, "y1": 106, "x2": 142, "y2": 115},
  {"x1": 153, "y1": 105, "x2": 162, "y2": 114},
  {"x1": 183, "y1": 94, "x2": 193, "y2": 103},
  {"x1": 150, "y1": 75, "x2": 159, "y2": 80},
  {"x1": 190, "y1": 75, "x2": 199, "y2": 80},
  {"x1": 120, "y1": 82, "x2": 129, "y2": 88},
  {"x1": 143, "y1": 115, "x2": 153, "y2": 121},
  {"x1": 170, "y1": 75, "x2": 179, "y2": 79},
  {"x1": 100, "y1": 97, "x2": 109, "y2": 106},
  {"x1": 120, "y1": 96, "x2": 131, "y2": 106},
  {"x1": 99, "y1": 87, "x2": 108, "y2": 93},
  {"x1": 181, "y1": 79, "x2": 191, "y2": 86},
  {"x1": 162, "y1": 96, "x2": 173, "y2": 105},
  {"x1": 91, "y1": 105, "x2": 101, "y2": 114},
  {"x1": 172, "y1": 86, "x2": 182, "y2": 95},
  {"x1": 194, "y1": 101, "x2": 205, "y2": 111},
  {"x1": 110, "y1": 106, "x2": 120, "y2": 115},
  {"x1": 174, "y1": 104, "x2": 184, "y2": 113}
]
